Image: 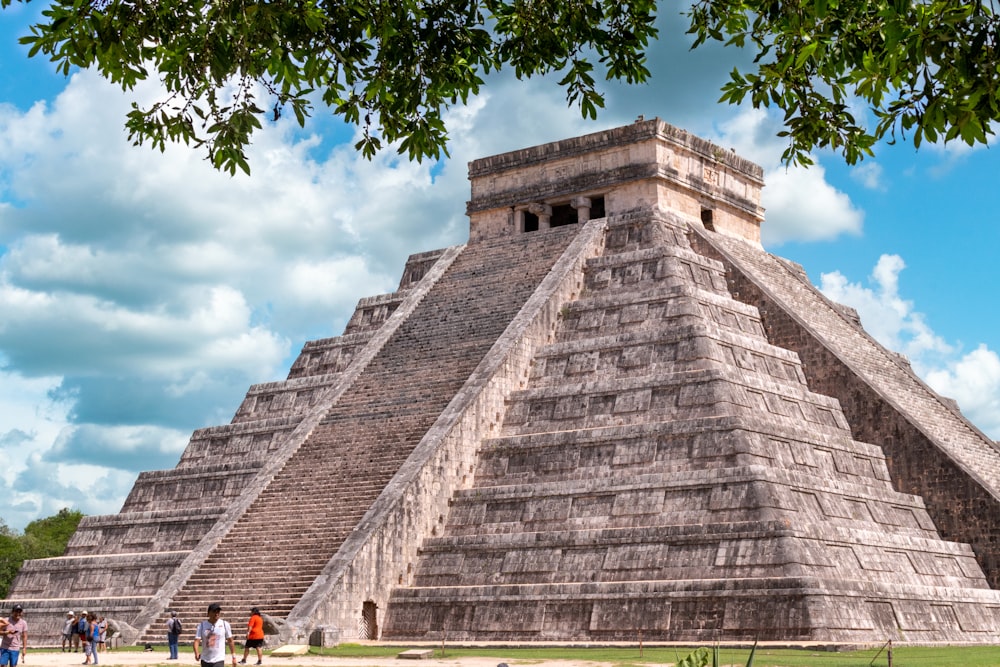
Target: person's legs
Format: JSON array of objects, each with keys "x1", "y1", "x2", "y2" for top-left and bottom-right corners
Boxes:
[
  {"x1": 255, "y1": 645, "x2": 263, "y2": 664},
  {"x1": 0, "y1": 647, "x2": 13, "y2": 667}
]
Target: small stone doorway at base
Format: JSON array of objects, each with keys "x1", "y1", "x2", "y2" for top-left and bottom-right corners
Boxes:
[{"x1": 360, "y1": 600, "x2": 379, "y2": 639}]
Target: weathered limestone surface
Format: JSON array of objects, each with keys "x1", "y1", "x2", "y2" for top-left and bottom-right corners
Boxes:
[
  {"x1": 696, "y1": 229, "x2": 1000, "y2": 588},
  {"x1": 381, "y1": 208, "x2": 1000, "y2": 643},
  {"x1": 8, "y1": 118, "x2": 1000, "y2": 647}
]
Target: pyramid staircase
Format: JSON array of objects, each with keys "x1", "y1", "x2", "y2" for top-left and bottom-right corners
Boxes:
[
  {"x1": 381, "y1": 209, "x2": 1000, "y2": 643},
  {"x1": 3, "y1": 247, "x2": 448, "y2": 645},
  {"x1": 130, "y1": 224, "x2": 581, "y2": 643}
]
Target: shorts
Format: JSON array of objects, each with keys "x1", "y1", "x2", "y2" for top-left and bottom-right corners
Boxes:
[
  {"x1": 201, "y1": 660, "x2": 225, "y2": 667},
  {"x1": 0, "y1": 648, "x2": 21, "y2": 667},
  {"x1": 244, "y1": 639, "x2": 265, "y2": 649},
  {"x1": 63, "y1": 632, "x2": 75, "y2": 641}
]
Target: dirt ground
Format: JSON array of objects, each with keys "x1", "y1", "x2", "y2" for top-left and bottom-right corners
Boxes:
[{"x1": 19, "y1": 649, "x2": 620, "y2": 667}]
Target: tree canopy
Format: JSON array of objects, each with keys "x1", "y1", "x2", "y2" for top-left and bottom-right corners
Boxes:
[
  {"x1": 0, "y1": 509, "x2": 84, "y2": 598},
  {"x1": 2, "y1": 0, "x2": 998, "y2": 172}
]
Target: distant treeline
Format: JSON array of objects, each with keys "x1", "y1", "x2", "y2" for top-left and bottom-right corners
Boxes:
[{"x1": 0, "y1": 508, "x2": 83, "y2": 598}]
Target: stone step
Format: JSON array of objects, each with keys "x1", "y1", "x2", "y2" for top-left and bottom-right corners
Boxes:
[
  {"x1": 232, "y1": 373, "x2": 344, "y2": 423},
  {"x1": 121, "y1": 461, "x2": 266, "y2": 512},
  {"x1": 601, "y1": 210, "x2": 695, "y2": 255},
  {"x1": 530, "y1": 321, "x2": 805, "y2": 389},
  {"x1": 287, "y1": 331, "x2": 374, "y2": 379},
  {"x1": 477, "y1": 417, "x2": 892, "y2": 488},
  {"x1": 583, "y1": 245, "x2": 729, "y2": 296},
  {"x1": 560, "y1": 283, "x2": 765, "y2": 342},
  {"x1": 384, "y1": 576, "x2": 1000, "y2": 642},
  {"x1": 444, "y1": 465, "x2": 938, "y2": 538},
  {"x1": 11, "y1": 551, "x2": 189, "y2": 598},
  {"x1": 5, "y1": 597, "x2": 151, "y2": 648},
  {"x1": 65, "y1": 508, "x2": 224, "y2": 556},
  {"x1": 412, "y1": 522, "x2": 987, "y2": 589},
  {"x1": 178, "y1": 415, "x2": 305, "y2": 468},
  {"x1": 343, "y1": 291, "x2": 407, "y2": 336},
  {"x1": 501, "y1": 366, "x2": 848, "y2": 436}
]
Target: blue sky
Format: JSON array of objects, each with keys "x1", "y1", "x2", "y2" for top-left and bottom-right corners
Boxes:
[{"x1": 1, "y1": 8, "x2": 998, "y2": 531}]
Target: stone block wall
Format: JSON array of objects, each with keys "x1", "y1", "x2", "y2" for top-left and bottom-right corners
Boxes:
[
  {"x1": 283, "y1": 220, "x2": 604, "y2": 642},
  {"x1": 694, "y1": 227, "x2": 1000, "y2": 590},
  {"x1": 466, "y1": 119, "x2": 763, "y2": 244}
]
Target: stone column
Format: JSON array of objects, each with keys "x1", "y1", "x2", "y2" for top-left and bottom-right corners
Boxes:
[
  {"x1": 570, "y1": 196, "x2": 592, "y2": 223},
  {"x1": 528, "y1": 203, "x2": 553, "y2": 229}
]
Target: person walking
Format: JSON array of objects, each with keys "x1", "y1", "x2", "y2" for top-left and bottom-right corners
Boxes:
[
  {"x1": 0, "y1": 604, "x2": 28, "y2": 667},
  {"x1": 238, "y1": 608, "x2": 264, "y2": 665},
  {"x1": 193, "y1": 604, "x2": 236, "y2": 667},
  {"x1": 166, "y1": 611, "x2": 182, "y2": 660}
]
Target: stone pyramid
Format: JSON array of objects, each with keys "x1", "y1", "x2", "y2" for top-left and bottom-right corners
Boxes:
[{"x1": 7, "y1": 119, "x2": 1000, "y2": 646}]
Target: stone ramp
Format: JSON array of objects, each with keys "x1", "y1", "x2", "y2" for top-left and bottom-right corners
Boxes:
[
  {"x1": 135, "y1": 225, "x2": 582, "y2": 641},
  {"x1": 381, "y1": 209, "x2": 1000, "y2": 643}
]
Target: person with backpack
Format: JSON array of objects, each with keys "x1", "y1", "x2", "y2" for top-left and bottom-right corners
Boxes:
[
  {"x1": 193, "y1": 604, "x2": 236, "y2": 667},
  {"x1": 77, "y1": 613, "x2": 90, "y2": 662},
  {"x1": 166, "y1": 611, "x2": 182, "y2": 660}
]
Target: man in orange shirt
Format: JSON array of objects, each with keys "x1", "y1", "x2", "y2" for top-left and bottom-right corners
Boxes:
[{"x1": 237, "y1": 608, "x2": 264, "y2": 666}]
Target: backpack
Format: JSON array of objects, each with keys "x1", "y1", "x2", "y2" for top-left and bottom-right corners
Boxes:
[{"x1": 171, "y1": 618, "x2": 183, "y2": 635}]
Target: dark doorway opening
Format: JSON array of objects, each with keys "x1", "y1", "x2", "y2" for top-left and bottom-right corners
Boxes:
[
  {"x1": 361, "y1": 600, "x2": 378, "y2": 640},
  {"x1": 701, "y1": 208, "x2": 715, "y2": 232},
  {"x1": 523, "y1": 211, "x2": 539, "y2": 232},
  {"x1": 591, "y1": 196, "x2": 606, "y2": 219},
  {"x1": 551, "y1": 204, "x2": 576, "y2": 227}
]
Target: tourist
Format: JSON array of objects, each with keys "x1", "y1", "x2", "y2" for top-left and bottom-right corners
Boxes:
[
  {"x1": 76, "y1": 611, "x2": 88, "y2": 654},
  {"x1": 61, "y1": 612, "x2": 75, "y2": 652},
  {"x1": 238, "y1": 608, "x2": 264, "y2": 665},
  {"x1": 89, "y1": 613, "x2": 101, "y2": 665},
  {"x1": 82, "y1": 612, "x2": 99, "y2": 665},
  {"x1": 193, "y1": 603, "x2": 236, "y2": 667},
  {"x1": 97, "y1": 616, "x2": 107, "y2": 653},
  {"x1": 0, "y1": 604, "x2": 28, "y2": 667},
  {"x1": 166, "y1": 610, "x2": 182, "y2": 659},
  {"x1": 70, "y1": 612, "x2": 82, "y2": 652}
]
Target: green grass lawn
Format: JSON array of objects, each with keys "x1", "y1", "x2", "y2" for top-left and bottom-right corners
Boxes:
[{"x1": 315, "y1": 643, "x2": 1000, "y2": 666}]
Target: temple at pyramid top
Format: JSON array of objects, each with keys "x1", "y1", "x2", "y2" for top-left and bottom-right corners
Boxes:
[
  {"x1": 466, "y1": 118, "x2": 765, "y2": 244},
  {"x1": 8, "y1": 118, "x2": 1000, "y2": 648}
]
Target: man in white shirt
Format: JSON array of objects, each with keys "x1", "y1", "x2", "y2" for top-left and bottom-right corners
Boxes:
[{"x1": 193, "y1": 604, "x2": 236, "y2": 667}]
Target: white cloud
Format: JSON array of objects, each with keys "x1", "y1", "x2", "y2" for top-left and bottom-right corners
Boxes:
[
  {"x1": 851, "y1": 162, "x2": 886, "y2": 191},
  {"x1": 709, "y1": 108, "x2": 864, "y2": 245},
  {"x1": 925, "y1": 346, "x2": 1000, "y2": 438},
  {"x1": 819, "y1": 254, "x2": 951, "y2": 362},
  {"x1": 819, "y1": 254, "x2": 1000, "y2": 440},
  {"x1": 0, "y1": 58, "x2": 604, "y2": 529}
]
